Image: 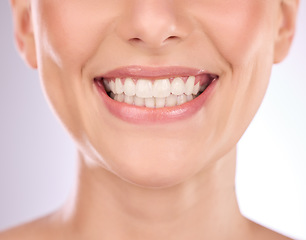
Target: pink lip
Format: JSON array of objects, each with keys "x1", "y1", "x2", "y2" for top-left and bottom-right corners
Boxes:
[
  {"x1": 94, "y1": 66, "x2": 219, "y2": 124},
  {"x1": 98, "y1": 65, "x2": 211, "y2": 79}
]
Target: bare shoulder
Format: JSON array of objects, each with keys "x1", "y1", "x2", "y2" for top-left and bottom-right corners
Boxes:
[
  {"x1": 248, "y1": 220, "x2": 293, "y2": 240},
  {"x1": 0, "y1": 213, "x2": 64, "y2": 240}
]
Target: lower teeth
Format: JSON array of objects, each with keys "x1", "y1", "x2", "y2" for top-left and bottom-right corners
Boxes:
[{"x1": 107, "y1": 92, "x2": 202, "y2": 108}]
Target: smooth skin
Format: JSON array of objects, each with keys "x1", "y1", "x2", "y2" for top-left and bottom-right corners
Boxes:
[{"x1": 1, "y1": 0, "x2": 299, "y2": 239}]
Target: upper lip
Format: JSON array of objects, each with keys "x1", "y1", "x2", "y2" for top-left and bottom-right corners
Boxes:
[{"x1": 96, "y1": 65, "x2": 218, "y2": 79}]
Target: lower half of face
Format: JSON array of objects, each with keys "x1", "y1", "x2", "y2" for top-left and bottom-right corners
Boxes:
[{"x1": 33, "y1": 0, "x2": 278, "y2": 188}]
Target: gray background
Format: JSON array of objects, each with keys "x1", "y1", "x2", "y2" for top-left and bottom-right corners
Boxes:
[{"x1": 1, "y1": 1, "x2": 306, "y2": 239}]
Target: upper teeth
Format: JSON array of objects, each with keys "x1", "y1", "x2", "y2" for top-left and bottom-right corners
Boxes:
[
  {"x1": 103, "y1": 76, "x2": 205, "y2": 98},
  {"x1": 100, "y1": 76, "x2": 210, "y2": 108}
]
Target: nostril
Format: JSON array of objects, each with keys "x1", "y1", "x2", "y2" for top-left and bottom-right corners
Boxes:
[
  {"x1": 167, "y1": 36, "x2": 178, "y2": 40},
  {"x1": 128, "y1": 37, "x2": 146, "y2": 46},
  {"x1": 130, "y1": 37, "x2": 142, "y2": 43},
  {"x1": 162, "y1": 35, "x2": 181, "y2": 45},
  {"x1": 128, "y1": 35, "x2": 181, "y2": 48}
]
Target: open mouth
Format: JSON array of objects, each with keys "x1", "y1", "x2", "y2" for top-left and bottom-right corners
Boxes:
[{"x1": 94, "y1": 74, "x2": 218, "y2": 108}]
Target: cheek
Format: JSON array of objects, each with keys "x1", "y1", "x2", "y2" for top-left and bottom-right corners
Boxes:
[
  {"x1": 187, "y1": 1, "x2": 277, "y2": 156},
  {"x1": 190, "y1": 0, "x2": 276, "y2": 66},
  {"x1": 33, "y1": 0, "x2": 118, "y2": 71},
  {"x1": 31, "y1": 0, "x2": 121, "y2": 140}
]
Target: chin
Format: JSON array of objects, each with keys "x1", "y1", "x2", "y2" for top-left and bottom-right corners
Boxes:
[
  {"x1": 115, "y1": 168, "x2": 195, "y2": 189},
  {"x1": 104, "y1": 151, "x2": 203, "y2": 189}
]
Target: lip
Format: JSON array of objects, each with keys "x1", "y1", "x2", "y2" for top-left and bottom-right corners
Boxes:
[
  {"x1": 96, "y1": 65, "x2": 212, "y2": 79},
  {"x1": 94, "y1": 66, "x2": 219, "y2": 124}
]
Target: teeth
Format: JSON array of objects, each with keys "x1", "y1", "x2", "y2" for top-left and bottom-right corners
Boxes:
[
  {"x1": 103, "y1": 79, "x2": 111, "y2": 92},
  {"x1": 186, "y1": 94, "x2": 194, "y2": 102},
  {"x1": 177, "y1": 94, "x2": 187, "y2": 105},
  {"x1": 115, "y1": 78, "x2": 124, "y2": 94},
  {"x1": 200, "y1": 82, "x2": 208, "y2": 92},
  {"x1": 124, "y1": 95, "x2": 134, "y2": 104},
  {"x1": 134, "y1": 96, "x2": 145, "y2": 107},
  {"x1": 123, "y1": 78, "x2": 136, "y2": 96},
  {"x1": 185, "y1": 76, "x2": 195, "y2": 95},
  {"x1": 102, "y1": 75, "x2": 212, "y2": 108},
  {"x1": 114, "y1": 93, "x2": 124, "y2": 102},
  {"x1": 110, "y1": 93, "x2": 195, "y2": 108},
  {"x1": 109, "y1": 81, "x2": 115, "y2": 93},
  {"x1": 153, "y1": 79, "x2": 171, "y2": 98},
  {"x1": 156, "y1": 97, "x2": 166, "y2": 108},
  {"x1": 166, "y1": 95, "x2": 177, "y2": 107},
  {"x1": 110, "y1": 92, "x2": 115, "y2": 99},
  {"x1": 136, "y1": 79, "x2": 153, "y2": 98},
  {"x1": 145, "y1": 97, "x2": 155, "y2": 108},
  {"x1": 171, "y1": 77, "x2": 185, "y2": 95},
  {"x1": 192, "y1": 82, "x2": 200, "y2": 95}
]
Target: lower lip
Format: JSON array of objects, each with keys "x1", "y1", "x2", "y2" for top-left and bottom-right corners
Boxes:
[{"x1": 94, "y1": 80, "x2": 218, "y2": 124}]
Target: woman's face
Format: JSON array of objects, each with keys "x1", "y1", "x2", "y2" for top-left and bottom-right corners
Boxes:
[{"x1": 29, "y1": 0, "x2": 284, "y2": 187}]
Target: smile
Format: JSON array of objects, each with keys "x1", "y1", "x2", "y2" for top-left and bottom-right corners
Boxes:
[
  {"x1": 94, "y1": 66, "x2": 219, "y2": 124},
  {"x1": 95, "y1": 74, "x2": 217, "y2": 108}
]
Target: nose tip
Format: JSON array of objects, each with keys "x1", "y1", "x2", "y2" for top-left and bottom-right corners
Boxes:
[{"x1": 116, "y1": 1, "x2": 190, "y2": 50}]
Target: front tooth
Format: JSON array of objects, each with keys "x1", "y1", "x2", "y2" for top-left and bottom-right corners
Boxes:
[
  {"x1": 156, "y1": 97, "x2": 166, "y2": 108},
  {"x1": 166, "y1": 95, "x2": 177, "y2": 107},
  {"x1": 192, "y1": 82, "x2": 200, "y2": 95},
  {"x1": 134, "y1": 96, "x2": 145, "y2": 107},
  {"x1": 115, "y1": 78, "x2": 123, "y2": 94},
  {"x1": 124, "y1": 78, "x2": 136, "y2": 96},
  {"x1": 136, "y1": 79, "x2": 153, "y2": 98},
  {"x1": 103, "y1": 80, "x2": 111, "y2": 92},
  {"x1": 153, "y1": 79, "x2": 171, "y2": 98},
  {"x1": 145, "y1": 98, "x2": 155, "y2": 108},
  {"x1": 109, "y1": 81, "x2": 115, "y2": 93},
  {"x1": 124, "y1": 95, "x2": 134, "y2": 104},
  {"x1": 171, "y1": 77, "x2": 185, "y2": 95},
  {"x1": 185, "y1": 76, "x2": 195, "y2": 95},
  {"x1": 177, "y1": 94, "x2": 187, "y2": 105}
]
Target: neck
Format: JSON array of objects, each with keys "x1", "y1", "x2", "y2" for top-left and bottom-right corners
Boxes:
[{"x1": 57, "y1": 147, "x2": 249, "y2": 240}]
